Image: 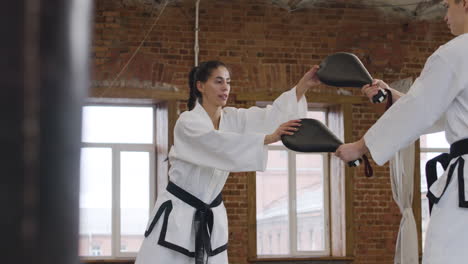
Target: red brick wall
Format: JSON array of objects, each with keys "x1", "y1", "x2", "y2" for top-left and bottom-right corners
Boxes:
[{"x1": 91, "y1": 0, "x2": 453, "y2": 263}]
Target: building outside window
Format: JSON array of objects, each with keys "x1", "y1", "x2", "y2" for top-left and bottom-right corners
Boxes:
[
  {"x1": 256, "y1": 110, "x2": 330, "y2": 257},
  {"x1": 91, "y1": 245, "x2": 102, "y2": 256}
]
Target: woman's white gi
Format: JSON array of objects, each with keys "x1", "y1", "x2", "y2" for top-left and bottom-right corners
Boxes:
[
  {"x1": 135, "y1": 87, "x2": 307, "y2": 264},
  {"x1": 363, "y1": 33, "x2": 468, "y2": 264}
]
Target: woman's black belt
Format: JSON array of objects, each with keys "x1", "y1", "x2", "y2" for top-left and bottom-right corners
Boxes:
[
  {"x1": 426, "y1": 138, "x2": 468, "y2": 213},
  {"x1": 144, "y1": 181, "x2": 225, "y2": 264}
]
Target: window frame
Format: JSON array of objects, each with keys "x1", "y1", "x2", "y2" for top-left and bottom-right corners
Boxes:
[
  {"x1": 253, "y1": 106, "x2": 334, "y2": 258},
  {"x1": 79, "y1": 103, "x2": 158, "y2": 260},
  {"x1": 245, "y1": 100, "x2": 356, "y2": 263},
  {"x1": 418, "y1": 133, "x2": 449, "y2": 252}
]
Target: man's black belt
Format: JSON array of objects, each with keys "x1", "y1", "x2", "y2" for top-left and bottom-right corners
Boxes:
[
  {"x1": 166, "y1": 181, "x2": 223, "y2": 264},
  {"x1": 426, "y1": 138, "x2": 468, "y2": 213}
]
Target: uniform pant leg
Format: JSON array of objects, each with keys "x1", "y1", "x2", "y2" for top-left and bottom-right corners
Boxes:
[{"x1": 423, "y1": 174, "x2": 468, "y2": 264}]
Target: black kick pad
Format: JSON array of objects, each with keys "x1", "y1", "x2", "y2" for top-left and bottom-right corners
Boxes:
[
  {"x1": 281, "y1": 118, "x2": 364, "y2": 170},
  {"x1": 281, "y1": 118, "x2": 342, "y2": 153},
  {"x1": 316, "y1": 52, "x2": 386, "y2": 103},
  {"x1": 316, "y1": 52, "x2": 372, "y2": 88}
]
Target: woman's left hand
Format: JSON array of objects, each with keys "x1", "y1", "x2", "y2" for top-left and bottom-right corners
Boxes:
[
  {"x1": 299, "y1": 65, "x2": 321, "y2": 87},
  {"x1": 296, "y1": 65, "x2": 321, "y2": 100}
]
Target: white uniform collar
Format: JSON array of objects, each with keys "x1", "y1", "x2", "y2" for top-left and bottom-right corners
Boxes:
[{"x1": 193, "y1": 101, "x2": 223, "y2": 130}]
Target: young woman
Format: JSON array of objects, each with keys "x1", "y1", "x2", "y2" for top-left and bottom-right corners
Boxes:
[{"x1": 136, "y1": 60, "x2": 320, "y2": 264}]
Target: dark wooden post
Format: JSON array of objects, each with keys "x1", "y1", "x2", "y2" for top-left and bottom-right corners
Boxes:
[{"x1": 1, "y1": 1, "x2": 92, "y2": 263}]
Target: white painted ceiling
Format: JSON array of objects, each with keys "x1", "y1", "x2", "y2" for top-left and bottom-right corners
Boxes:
[
  {"x1": 271, "y1": 0, "x2": 444, "y2": 19},
  {"x1": 146, "y1": 0, "x2": 445, "y2": 20}
]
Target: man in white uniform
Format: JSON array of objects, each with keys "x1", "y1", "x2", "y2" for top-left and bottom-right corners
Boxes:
[{"x1": 335, "y1": 0, "x2": 468, "y2": 263}]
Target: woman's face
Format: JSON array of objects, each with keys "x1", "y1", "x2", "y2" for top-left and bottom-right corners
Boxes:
[
  {"x1": 197, "y1": 66, "x2": 231, "y2": 108},
  {"x1": 444, "y1": 0, "x2": 466, "y2": 36}
]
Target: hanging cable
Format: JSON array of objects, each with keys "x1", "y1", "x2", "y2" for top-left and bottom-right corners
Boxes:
[
  {"x1": 194, "y1": 0, "x2": 200, "y2": 67},
  {"x1": 98, "y1": 0, "x2": 169, "y2": 97}
]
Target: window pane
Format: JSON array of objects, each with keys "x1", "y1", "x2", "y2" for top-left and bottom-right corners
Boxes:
[
  {"x1": 307, "y1": 110, "x2": 326, "y2": 122},
  {"x1": 420, "y1": 151, "x2": 446, "y2": 249},
  {"x1": 256, "y1": 150, "x2": 289, "y2": 255},
  {"x1": 82, "y1": 106, "x2": 153, "y2": 144},
  {"x1": 79, "y1": 148, "x2": 112, "y2": 256},
  {"x1": 420, "y1": 132, "x2": 449, "y2": 149},
  {"x1": 296, "y1": 154, "x2": 325, "y2": 251},
  {"x1": 120, "y1": 151, "x2": 150, "y2": 253}
]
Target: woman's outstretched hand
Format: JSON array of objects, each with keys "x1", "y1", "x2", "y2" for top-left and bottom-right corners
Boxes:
[
  {"x1": 296, "y1": 65, "x2": 321, "y2": 100},
  {"x1": 264, "y1": 119, "x2": 302, "y2": 145}
]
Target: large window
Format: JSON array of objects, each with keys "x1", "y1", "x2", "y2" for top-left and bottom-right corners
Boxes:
[
  {"x1": 419, "y1": 132, "x2": 449, "y2": 248},
  {"x1": 79, "y1": 105, "x2": 156, "y2": 258},
  {"x1": 256, "y1": 110, "x2": 330, "y2": 257}
]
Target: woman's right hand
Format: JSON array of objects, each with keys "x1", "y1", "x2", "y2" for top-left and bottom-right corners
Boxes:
[{"x1": 264, "y1": 119, "x2": 302, "y2": 145}]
